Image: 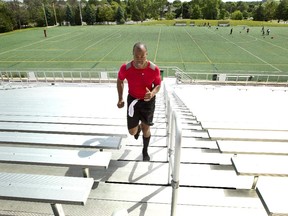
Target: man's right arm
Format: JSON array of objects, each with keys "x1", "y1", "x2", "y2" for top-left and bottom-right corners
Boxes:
[{"x1": 117, "y1": 78, "x2": 125, "y2": 108}]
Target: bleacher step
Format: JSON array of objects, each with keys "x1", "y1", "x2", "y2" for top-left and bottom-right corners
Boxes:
[{"x1": 0, "y1": 146, "x2": 111, "y2": 169}]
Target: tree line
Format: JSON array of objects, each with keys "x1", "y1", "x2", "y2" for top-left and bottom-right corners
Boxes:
[{"x1": 0, "y1": 0, "x2": 288, "y2": 33}]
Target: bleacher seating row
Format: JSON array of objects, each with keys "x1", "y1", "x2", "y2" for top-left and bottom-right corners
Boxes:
[
  {"x1": 172, "y1": 83, "x2": 288, "y2": 216},
  {"x1": 1, "y1": 80, "x2": 287, "y2": 216},
  {"x1": 0, "y1": 85, "x2": 128, "y2": 216}
]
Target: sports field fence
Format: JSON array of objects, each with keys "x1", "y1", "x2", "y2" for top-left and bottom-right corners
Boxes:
[{"x1": 1, "y1": 67, "x2": 288, "y2": 86}]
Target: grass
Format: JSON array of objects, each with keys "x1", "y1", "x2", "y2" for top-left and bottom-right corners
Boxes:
[
  {"x1": 141, "y1": 19, "x2": 288, "y2": 27},
  {"x1": 0, "y1": 24, "x2": 287, "y2": 76}
]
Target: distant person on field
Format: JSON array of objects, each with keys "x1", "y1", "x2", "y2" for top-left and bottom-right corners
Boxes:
[
  {"x1": 230, "y1": 28, "x2": 233, "y2": 34},
  {"x1": 267, "y1": 28, "x2": 270, "y2": 35},
  {"x1": 117, "y1": 42, "x2": 161, "y2": 161}
]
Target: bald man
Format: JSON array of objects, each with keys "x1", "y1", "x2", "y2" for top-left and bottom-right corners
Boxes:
[{"x1": 117, "y1": 42, "x2": 161, "y2": 161}]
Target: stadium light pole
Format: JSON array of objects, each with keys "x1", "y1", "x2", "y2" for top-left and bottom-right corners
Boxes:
[
  {"x1": 52, "y1": 3, "x2": 58, "y2": 26},
  {"x1": 181, "y1": 2, "x2": 183, "y2": 19},
  {"x1": 79, "y1": 1, "x2": 83, "y2": 26},
  {"x1": 42, "y1": 3, "x2": 48, "y2": 27}
]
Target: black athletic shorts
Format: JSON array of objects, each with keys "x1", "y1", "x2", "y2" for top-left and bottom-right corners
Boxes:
[{"x1": 127, "y1": 94, "x2": 156, "y2": 129}]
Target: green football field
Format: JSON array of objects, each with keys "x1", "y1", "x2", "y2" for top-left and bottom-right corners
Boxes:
[{"x1": 0, "y1": 25, "x2": 287, "y2": 75}]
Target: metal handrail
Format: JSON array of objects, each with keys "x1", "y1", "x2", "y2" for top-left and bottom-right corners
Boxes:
[
  {"x1": 164, "y1": 83, "x2": 182, "y2": 216},
  {"x1": 170, "y1": 110, "x2": 182, "y2": 216},
  {"x1": 2, "y1": 68, "x2": 288, "y2": 85},
  {"x1": 176, "y1": 71, "x2": 288, "y2": 85}
]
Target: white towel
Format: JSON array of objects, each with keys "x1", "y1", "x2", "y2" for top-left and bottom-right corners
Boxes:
[{"x1": 128, "y1": 99, "x2": 138, "y2": 117}]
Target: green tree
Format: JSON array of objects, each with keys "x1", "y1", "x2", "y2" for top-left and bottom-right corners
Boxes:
[
  {"x1": 115, "y1": 6, "x2": 125, "y2": 24},
  {"x1": 190, "y1": 4, "x2": 202, "y2": 19},
  {"x1": 165, "y1": 11, "x2": 175, "y2": 20},
  {"x1": 264, "y1": 0, "x2": 278, "y2": 21},
  {"x1": 182, "y1": 2, "x2": 190, "y2": 19},
  {"x1": 0, "y1": 13, "x2": 13, "y2": 33},
  {"x1": 6, "y1": 1, "x2": 20, "y2": 29},
  {"x1": 95, "y1": 6, "x2": 101, "y2": 22},
  {"x1": 173, "y1": 0, "x2": 182, "y2": 18},
  {"x1": 65, "y1": 4, "x2": 74, "y2": 25},
  {"x1": 0, "y1": 1, "x2": 13, "y2": 32},
  {"x1": 253, "y1": 3, "x2": 265, "y2": 21},
  {"x1": 74, "y1": 5, "x2": 81, "y2": 25},
  {"x1": 236, "y1": 1, "x2": 248, "y2": 13},
  {"x1": 24, "y1": 0, "x2": 44, "y2": 27},
  {"x1": 151, "y1": 0, "x2": 168, "y2": 18},
  {"x1": 231, "y1": 10, "x2": 243, "y2": 20},
  {"x1": 219, "y1": 8, "x2": 225, "y2": 19},
  {"x1": 148, "y1": 0, "x2": 160, "y2": 19},
  {"x1": 55, "y1": 1, "x2": 66, "y2": 26},
  {"x1": 97, "y1": 4, "x2": 115, "y2": 22},
  {"x1": 276, "y1": 0, "x2": 288, "y2": 21},
  {"x1": 88, "y1": 0, "x2": 99, "y2": 5},
  {"x1": 223, "y1": 1, "x2": 236, "y2": 17},
  {"x1": 202, "y1": 0, "x2": 220, "y2": 20},
  {"x1": 83, "y1": 4, "x2": 95, "y2": 24},
  {"x1": 130, "y1": 3, "x2": 141, "y2": 21},
  {"x1": 44, "y1": 5, "x2": 55, "y2": 26}
]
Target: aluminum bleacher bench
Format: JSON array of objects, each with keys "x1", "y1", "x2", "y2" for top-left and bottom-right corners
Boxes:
[
  {"x1": 208, "y1": 129, "x2": 288, "y2": 142},
  {"x1": 0, "y1": 172, "x2": 94, "y2": 216},
  {"x1": 231, "y1": 154, "x2": 288, "y2": 189},
  {"x1": 217, "y1": 140, "x2": 288, "y2": 155},
  {"x1": 0, "y1": 114, "x2": 127, "y2": 126},
  {"x1": 0, "y1": 146, "x2": 111, "y2": 178},
  {"x1": 0, "y1": 121, "x2": 127, "y2": 137},
  {"x1": 256, "y1": 177, "x2": 288, "y2": 216},
  {"x1": 201, "y1": 121, "x2": 288, "y2": 131},
  {"x1": 0, "y1": 132, "x2": 123, "y2": 150}
]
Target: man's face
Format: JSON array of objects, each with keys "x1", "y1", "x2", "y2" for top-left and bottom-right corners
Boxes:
[{"x1": 133, "y1": 47, "x2": 147, "y2": 69}]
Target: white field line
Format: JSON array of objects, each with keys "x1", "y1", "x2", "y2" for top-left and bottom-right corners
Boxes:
[
  {"x1": 184, "y1": 28, "x2": 212, "y2": 64},
  {"x1": 0, "y1": 32, "x2": 72, "y2": 56},
  {"x1": 97, "y1": 34, "x2": 125, "y2": 63},
  {"x1": 153, "y1": 27, "x2": 162, "y2": 63},
  {"x1": 217, "y1": 32, "x2": 282, "y2": 72},
  {"x1": 83, "y1": 30, "x2": 121, "y2": 51}
]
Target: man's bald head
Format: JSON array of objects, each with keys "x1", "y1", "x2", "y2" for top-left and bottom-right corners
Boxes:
[
  {"x1": 132, "y1": 42, "x2": 148, "y2": 69},
  {"x1": 133, "y1": 42, "x2": 147, "y2": 54}
]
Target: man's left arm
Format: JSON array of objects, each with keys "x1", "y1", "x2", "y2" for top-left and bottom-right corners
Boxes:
[{"x1": 151, "y1": 85, "x2": 161, "y2": 97}]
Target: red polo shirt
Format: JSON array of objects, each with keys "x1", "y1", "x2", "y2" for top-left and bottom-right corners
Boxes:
[{"x1": 118, "y1": 61, "x2": 161, "y2": 100}]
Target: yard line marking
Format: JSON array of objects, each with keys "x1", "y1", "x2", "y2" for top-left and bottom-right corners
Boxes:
[
  {"x1": 153, "y1": 27, "x2": 162, "y2": 63},
  {"x1": 74, "y1": 31, "x2": 123, "y2": 62},
  {"x1": 96, "y1": 34, "x2": 125, "y2": 63},
  {"x1": 46, "y1": 31, "x2": 95, "y2": 62},
  {"x1": 184, "y1": 28, "x2": 212, "y2": 64},
  {"x1": 252, "y1": 35, "x2": 288, "y2": 52},
  {"x1": 83, "y1": 30, "x2": 121, "y2": 51},
  {"x1": 1, "y1": 60, "x2": 287, "y2": 69},
  {"x1": 0, "y1": 31, "x2": 82, "y2": 62},
  {"x1": 217, "y1": 33, "x2": 282, "y2": 72},
  {"x1": 173, "y1": 28, "x2": 186, "y2": 70},
  {"x1": 0, "y1": 32, "x2": 72, "y2": 56}
]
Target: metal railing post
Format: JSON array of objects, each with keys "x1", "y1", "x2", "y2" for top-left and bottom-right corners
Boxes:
[
  {"x1": 167, "y1": 98, "x2": 173, "y2": 184},
  {"x1": 170, "y1": 110, "x2": 182, "y2": 216}
]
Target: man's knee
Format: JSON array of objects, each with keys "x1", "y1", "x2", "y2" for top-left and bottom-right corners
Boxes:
[
  {"x1": 141, "y1": 124, "x2": 150, "y2": 137},
  {"x1": 128, "y1": 126, "x2": 138, "y2": 135}
]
